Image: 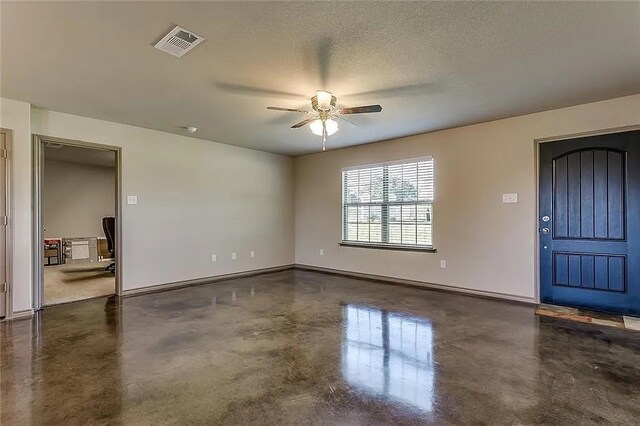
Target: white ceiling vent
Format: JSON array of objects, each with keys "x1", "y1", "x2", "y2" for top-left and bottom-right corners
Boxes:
[{"x1": 154, "y1": 26, "x2": 204, "y2": 58}]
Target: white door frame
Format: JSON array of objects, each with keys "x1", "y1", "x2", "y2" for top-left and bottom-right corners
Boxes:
[
  {"x1": 1, "y1": 128, "x2": 13, "y2": 318},
  {"x1": 32, "y1": 135, "x2": 123, "y2": 310}
]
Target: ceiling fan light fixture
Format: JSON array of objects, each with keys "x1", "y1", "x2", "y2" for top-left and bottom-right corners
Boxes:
[
  {"x1": 310, "y1": 119, "x2": 324, "y2": 136},
  {"x1": 325, "y1": 118, "x2": 339, "y2": 136},
  {"x1": 316, "y1": 90, "x2": 333, "y2": 110},
  {"x1": 267, "y1": 90, "x2": 381, "y2": 151}
]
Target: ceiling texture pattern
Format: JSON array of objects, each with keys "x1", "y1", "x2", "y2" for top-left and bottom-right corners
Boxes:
[{"x1": 2, "y1": 1, "x2": 639, "y2": 155}]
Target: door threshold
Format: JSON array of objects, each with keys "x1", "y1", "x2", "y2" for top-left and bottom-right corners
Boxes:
[
  {"x1": 42, "y1": 293, "x2": 117, "y2": 308},
  {"x1": 536, "y1": 303, "x2": 640, "y2": 332}
]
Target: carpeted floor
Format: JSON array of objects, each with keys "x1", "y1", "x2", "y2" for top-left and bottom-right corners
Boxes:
[{"x1": 44, "y1": 261, "x2": 115, "y2": 306}]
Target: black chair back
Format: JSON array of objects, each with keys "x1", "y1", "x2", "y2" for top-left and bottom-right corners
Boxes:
[{"x1": 102, "y1": 217, "x2": 116, "y2": 254}]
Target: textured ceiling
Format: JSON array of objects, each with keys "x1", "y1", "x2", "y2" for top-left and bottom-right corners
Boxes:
[{"x1": 2, "y1": 1, "x2": 639, "y2": 156}]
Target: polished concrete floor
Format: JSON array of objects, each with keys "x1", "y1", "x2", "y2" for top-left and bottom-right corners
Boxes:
[{"x1": 2, "y1": 270, "x2": 640, "y2": 424}]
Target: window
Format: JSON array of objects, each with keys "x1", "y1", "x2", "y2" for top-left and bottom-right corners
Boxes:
[{"x1": 342, "y1": 157, "x2": 434, "y2": 249}]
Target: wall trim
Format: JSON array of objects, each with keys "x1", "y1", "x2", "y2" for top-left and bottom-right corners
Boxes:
[
  {"x1": 295, "y1": 264, "x2": 537, "y2": 305},
  {"x1": 2, "y1": 263, "x2": 536, "y2": 315},
  {"x1": 535, "y1": 124, "x2": 640, "y2": 144},
  {"x1": 1, "y1": 128, "x2": 14, "y2": 319},
  {"x1": 121, "y1": 264, "x2": 295, "y2": 297},
  {"x1": 1, "y1": 308, "x2": 34, "y2": 322},
  {"x1": 120, "y1": 263, "x2": 536, "y2": 304}
]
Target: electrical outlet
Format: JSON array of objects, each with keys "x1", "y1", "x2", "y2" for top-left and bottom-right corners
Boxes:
[
  {"x1": 232, "y1": 252, "x2": 237, "y2": 260},
  {"x1": 320, "y1": 248, "x2": 324, "y2": 256},
  {"x1": 440, "y1": 260, "x2": 447, "y2": 269},
  {"x1": 250, "y1": 250, "x2": 255, "y2": 258},
  {"x1": 211, "y1": 254, "x2": 217, "y2": 263}
]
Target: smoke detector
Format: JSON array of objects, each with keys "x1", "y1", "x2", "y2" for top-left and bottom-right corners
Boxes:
[{"x1": 154, "y1": 26, "x2": 204, "y2": 58}]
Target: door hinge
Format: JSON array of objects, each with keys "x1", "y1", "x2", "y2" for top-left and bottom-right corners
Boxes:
[
  {"x1": 0, "y1": 283, "x2": 6, "y2": 293},
  {"x1": 2, "y1": 216, "x2": 6, "y2": 226},
  {"x1": 1, "y1": 148, "x2": 6, "y2": 159}
]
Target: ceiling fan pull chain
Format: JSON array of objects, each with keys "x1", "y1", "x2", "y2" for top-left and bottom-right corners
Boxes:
[{"x1": 322, "y1": 122, "x2": 327, "y2": 151}]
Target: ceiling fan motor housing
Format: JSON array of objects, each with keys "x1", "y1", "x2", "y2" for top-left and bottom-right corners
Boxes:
[{"x1": 311, "y1": 94, "x2": 337, "y2": 112}]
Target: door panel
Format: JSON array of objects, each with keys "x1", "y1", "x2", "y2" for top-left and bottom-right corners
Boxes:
[
  {"x1": 540, "y1": 130, "x2": 640, "y2": 315},
  {"x1": 553, "y1": 149, "x2": 625, "y2": 240}
]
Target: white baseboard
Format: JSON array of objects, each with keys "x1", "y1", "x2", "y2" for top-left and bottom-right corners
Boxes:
[
  {"x1": 121, "y1": 264, "x2": 295, "y2": 297},
  {"x1": 2, "y1": 309, "x2": 35, "y2": 322},
  {"x1": 9, "y1": 263, "x2": 534, "y2": 310},
  {"x1": 295, "y1": 264, "x2": 537, "y2": 305}
]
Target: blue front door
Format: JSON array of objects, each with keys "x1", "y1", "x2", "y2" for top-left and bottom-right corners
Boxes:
[{"x1": 540, "y1": 130, "x2": 640, "y2": 315}]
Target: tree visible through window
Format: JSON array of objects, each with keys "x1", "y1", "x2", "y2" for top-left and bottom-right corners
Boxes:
[{"x1": 342, "y1": 158, "x2": 434, "y2": 247}]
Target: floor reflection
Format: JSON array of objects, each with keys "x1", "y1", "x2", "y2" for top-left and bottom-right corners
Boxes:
[{"x1": 341, "y1": 304, "x2": 435, "y2": 412}]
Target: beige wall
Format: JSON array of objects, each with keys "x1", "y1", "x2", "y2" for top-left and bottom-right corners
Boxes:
[
  {"x1": 0, "y1": 98, "x2": 31, "y2": 314},
  {"x1": 3, "y1": 93, "x2": 640, "y2": 314},
  {"x1": 2, "y1": 101, "x2": 294, "y2": 314},
  {"x1": 31, "y1": 108, "x2": 295, "y2": 294},
  {"x1": 294, "y1": 95, "x2": 640, "y2": 302},
  {"x1": 43, "y1": 160, "x2": 116, "y2": 239}
]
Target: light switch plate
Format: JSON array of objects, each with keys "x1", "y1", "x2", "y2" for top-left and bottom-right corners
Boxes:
[
  {"x1": 211, "y1": 254, "x2": 216, "y2": 263},
  {"x1": 232, "y1": 252, "x2": 237, "y2": 260},
  {"x1": 320, "y1": 248, "x2": 324, "y2": 256},
  {"x1": 502, "y1": 193, "x2": 518, "y2": 204},
  {"x1": 250, "y1": 251, "x2": 255, "y2": 258},
  {"x1": 440, "y1": 260, "x2": 447, "y2": 269},
  {"x1": 127, "y1": 195, "x2": 138, "y2": 205}
]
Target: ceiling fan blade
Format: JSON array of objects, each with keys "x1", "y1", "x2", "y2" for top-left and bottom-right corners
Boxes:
[
  {"x1": 291, "y1": 117, "x2": 317, "y2": 128},
  {"x1": 339, "y1": 105, "x2": 382, "y2": 114},
  {"x1": 267, "y1": 106, "x2": 311, "y2": 114}
]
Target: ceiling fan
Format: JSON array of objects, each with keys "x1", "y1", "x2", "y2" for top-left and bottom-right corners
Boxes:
[{"x1": 267, "y1": 90, "x2": 382, "y2": 151}]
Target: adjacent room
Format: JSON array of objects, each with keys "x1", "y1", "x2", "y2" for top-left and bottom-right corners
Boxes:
[
  {"x1": 1, "y1": 1, "x2": 639, "y2": 424},
  {"x1": 42, "y1": 143, "x2": 117, "y2": 306}
]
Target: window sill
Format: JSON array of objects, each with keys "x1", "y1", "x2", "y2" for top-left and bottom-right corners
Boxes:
[{"x1": 339, "y1": 242, "x2": 437, "y2": 253}]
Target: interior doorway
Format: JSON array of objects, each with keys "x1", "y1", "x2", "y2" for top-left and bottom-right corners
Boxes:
[{"x1": 33, "y1": 136, "x2": 122, "y2": 309}]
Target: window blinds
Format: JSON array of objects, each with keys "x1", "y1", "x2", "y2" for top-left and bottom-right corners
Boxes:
[{"x1": 342, "y1": 157, "x2": 434, "y2": 247}]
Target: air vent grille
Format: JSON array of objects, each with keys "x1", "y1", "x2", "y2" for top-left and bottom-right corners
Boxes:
[{"x1": 154, "y1": 26, "x2": 204, "y2": 58}]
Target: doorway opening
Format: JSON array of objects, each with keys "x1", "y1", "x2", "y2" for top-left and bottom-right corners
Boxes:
[{"x1": 33, "y1": 136, "x2": 122, "y2": 309}]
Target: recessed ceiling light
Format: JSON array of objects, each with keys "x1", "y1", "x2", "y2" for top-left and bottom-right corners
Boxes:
[{"x1": 185, "y1": 126, "x2": 198, "y2": 133}]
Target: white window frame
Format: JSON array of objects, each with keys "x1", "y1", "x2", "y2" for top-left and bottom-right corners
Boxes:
[{"x1": 341, "y1": 157, "x2": 436, "y2": 252}]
